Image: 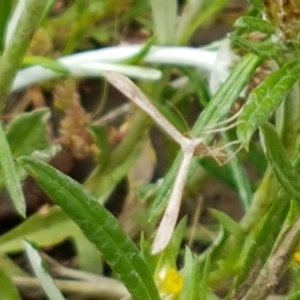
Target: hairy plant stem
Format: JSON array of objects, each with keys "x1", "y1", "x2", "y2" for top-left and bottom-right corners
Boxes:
[
  {"x1": 0, "y1": 0, "x2": 47, "y2": 112},
  {"x1": 242, "y1": 215, "x2": 300, "y2": 300}
]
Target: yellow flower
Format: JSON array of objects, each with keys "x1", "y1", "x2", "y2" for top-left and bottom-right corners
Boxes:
[
  {"x1": 160, "y1": 268, "x2": 183, "y2": 296},
  {"x1": 293, "y1": 251, "x2": 300, "y2": 264}
]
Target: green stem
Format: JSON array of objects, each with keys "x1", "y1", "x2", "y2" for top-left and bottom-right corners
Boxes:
[
  {"x1": 102, "y1": 110, "x2": 151, "y2": 173},
  {"x1": 276, "y1": 80, "x2": 300, "y2": 157},
  {"x1": 240, "y1": 167, "x2": 279, "y2": 232},
  {"x1": 0, "y1": 0, "x2": 48, "y2": 112}
]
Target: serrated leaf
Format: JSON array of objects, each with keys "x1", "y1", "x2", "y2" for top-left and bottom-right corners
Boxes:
[
  {"x1": 260, "y1": 122, "x2": 300, "y2": 204},
  {"x1": 237, "y1": 61, "x2": 300, "y2": 148},
  {"x1": 6, "y1": 108, "x2": 49, "y2": 157},
  {"x1": 0, "y1": 123, "x2": 25, "y2": 217},
  {"x1": 234, "y1": 16, "x2": 275, "y2": 35},
  {"x1": 18, "y1": 156, "x2": 160, "y2": 300},
  {"x1": 24, "y1": 241, "x2": 65, "y2": 300},
  {"x1": 23, "y1": 56, "x2": 69, "y2": 75}
]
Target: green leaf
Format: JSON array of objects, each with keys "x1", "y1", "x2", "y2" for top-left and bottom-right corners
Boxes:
[
  {"x1": 18, "y1": 156, "x2": 160, "y2": 300},
  {"x1": 73, "y1": 231, "x2": 103, "y2": 274},
  {"x1": 23, "y1": 56, "x2": 70, "y2": 75},
  {"x1": 286, "y1": 290, "x2": 300, "y2": 300},
  {"x1": 6, "y1": 108, "x2": 49, "y2": 157},
  {"x1": 179, "y1": 247, "x2": 201, "y2": 300},
  {"x1": 40, "y1": 0, "x2": 57, "y2": 23},
  {"x1": 0, "y1": 269, "x2": 21, "y2": 300},
  {"x1": 89, "y1": 125, "x2": 109, "y2": 165},
  {"x1": 149, "y1": 0, "x2": 177, "y2": 44},
  {"x1": 228, "y1": 189, "x2": 290, "y2": 298},
  {"x1": 0, "y1": 253, "x2": 28, "y2": 277},
  {"x1": 200, "y1": 252, "x2": 212, "y2": 300},
  {"x1": 260, "y1": 122, "x2": 300, "y2": 204},
  {"x1": 0, "y1": 206, "x2": 102, "y2": 273},
  {"x1": 0, "y1": 123, "x2": 25, "y2": 217},
  {"x1": 234, "y1": 16, "x2": 275, "y2": 35},
  {"x1": 84, "y1": 132, "x2": 148, "y2": 202},
  {"x1": 0, "y1": 0, "x2": 11, "y2": 53},
  {"x1": 123, "y1": 37, "x2": 154, "y2": 65},
  {"x1": 230, "y1": 34, "x2": 281, "y2": 59},
  {"x1": 237, "y1": 61, "x2": 300, "y2": 149},
  {"x1": 250, "y1": 0, "x2": 263, "y2": 10},
  {"x1": 150, "y1": 53, "x2": 262, "y2": 221},
  {"x1": 24, "y1": 241, "x2": 65, "y2": 300},
  {"x1": 209, "y1": 209, "x2": 245, "y2": 242},
  {"x1": 0, "y1": 207, "x2": 81, "y2": 253}
]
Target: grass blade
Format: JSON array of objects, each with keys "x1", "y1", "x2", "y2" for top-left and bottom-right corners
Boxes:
[
  {"x1": 149, "y1": 0, "x2": 177, "y2": 44},
  {"x1": 24, "y1": 240, "x2": 65, "y2": 300},
  {"x1": 18, "y1": 156, "x2": 160, "y2": 300},
  {"x1": 0, "y1": 269, "x2": 21, "y2": 300}
]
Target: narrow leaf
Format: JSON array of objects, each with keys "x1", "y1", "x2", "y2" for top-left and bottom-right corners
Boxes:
[
  {"x1": 230, "y1": 34, "x2": 280, "y2": 59},
  {"x1": 24, "y1": 240, "x2": 65, "y2": 300},
  {"x1": 260, "y1": 122, "x2": 300, "y2": 204},
  {"x1": 229, "y1": 189, "x2": 290, "y2": 298},
  {"x1": 0, "y1": 269, "x2": 21, "y2": 300},
  {"x1": 6, "y1": 108, "x2": 49, "y2": 157},
  {"x1": 209, "y1": 209, "x2": 245, "y2": 242},
  {"x1": 149, "y1": 0, "x2": 177, "y2": 44},
  {"x1": 200, "y1": 252, "x2": 211, "y2": 300},
  {"x1": 0, "y1": 123, "x2": 25, "y2": 217},
  {"x1": 0, "y1": 207, "x2": 80, "y2": 253},
  {"x1": 179, "y1": 248, "x2": 200, "y2": 300},
  {"x1": 23, "y1": 56, "x2": 70, "y2": 75},
  {"x1": 237, "y1": 61, "x2": 300, "y2": 148},
  {"x1": 89, "y1": 125, "x2": 109, "y2": 165},
  {"x1": 234, "y1": 16, "x2": 275, "y2": 35},
  {"x1": 0, "y1": 0, "x2": 11, "y2": 52},
  {"x1": 18, "y1": 156, "x2": 160, "y2": 300}
]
